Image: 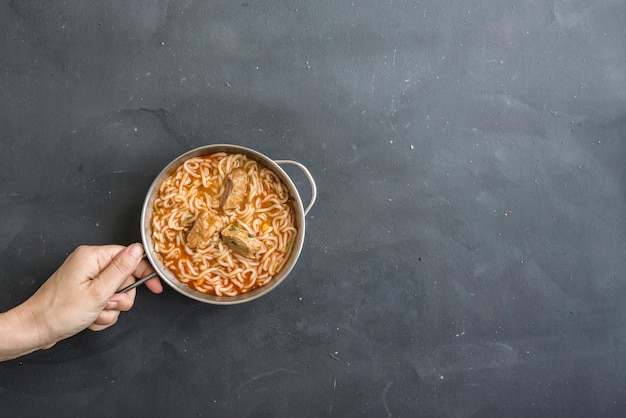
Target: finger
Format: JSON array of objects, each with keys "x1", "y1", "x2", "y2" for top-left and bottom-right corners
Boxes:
[
  {"x1": 58, "y1": 245, "x2": 126, "y2": 285},
  {"x1": 132, "y1": 259, "x2": 154, "y2": 283},
  {"x1": 86, "y1": 244, "x2": 127, "y2": 275},
  {"x1": 89, "y1": 310, "x2": 121, "y2": 329},
  {"x1": 93, "y1": 243, "x2": 145, "y2": 298},
  {"x1": 107, "y1": 292, "x2": 135, "y2": 312},
  {"x1": 129, "y1": 258, "x2": 163, "y2": 294},
  {"x1": 88, "y1": 323, "x2": 112, "y2": 332},
  {"x1": 145, "y1": 276, "x2": 164, "y2": 294},
  {"x1": 112, "y1": 273, "x2": 137, "y2": 295}
]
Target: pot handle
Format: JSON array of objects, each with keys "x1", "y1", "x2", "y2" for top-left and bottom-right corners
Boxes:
[{"x1": 275, "y1": 160, "x2": 317, "y2": 216}]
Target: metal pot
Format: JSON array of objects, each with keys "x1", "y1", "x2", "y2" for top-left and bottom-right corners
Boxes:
[{"x1": 140, "y1": 144, "x2": 316, "y2": 305}]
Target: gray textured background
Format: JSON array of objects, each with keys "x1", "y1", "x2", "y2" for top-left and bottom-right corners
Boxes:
[{"x1": 1, "y1": 1, "x2": 625, "y2": 416}]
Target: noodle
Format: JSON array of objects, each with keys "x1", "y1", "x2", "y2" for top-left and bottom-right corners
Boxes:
[{"x1": 151, "y1": 153, "x2": 296, "y2": 296}]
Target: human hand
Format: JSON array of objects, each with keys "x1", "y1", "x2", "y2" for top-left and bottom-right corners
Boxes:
[{"x1": 0, "y1": 244, "x2": 162, "y2": 360}]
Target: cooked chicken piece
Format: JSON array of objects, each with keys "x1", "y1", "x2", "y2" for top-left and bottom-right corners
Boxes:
[
  {"x1": 220, "y1": 224, "x2": 263, "y2": 258},
  {"x1": 220, "y1": 168, "x2": 248, "y2": 210},
  {"x1": 186, "y1": 209, "x2": 224, "y2": 249}
]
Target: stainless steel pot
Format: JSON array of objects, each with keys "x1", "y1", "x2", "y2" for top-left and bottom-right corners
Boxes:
[{"x1": 140, "y1": 144, "x2": 316, "y2": 305}]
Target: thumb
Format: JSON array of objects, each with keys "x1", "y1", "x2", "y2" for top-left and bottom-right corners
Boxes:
[{"x1": 94, "y1": 243, "x2": 145, "y2": 297}]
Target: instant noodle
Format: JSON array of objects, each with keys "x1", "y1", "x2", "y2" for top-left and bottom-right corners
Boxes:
[
  {"x1": 151, "y1": 152, "x2": 296, "y2": 296},
  {"x1": 141, "y1": 144, "x2": 316, "y2": 304}
]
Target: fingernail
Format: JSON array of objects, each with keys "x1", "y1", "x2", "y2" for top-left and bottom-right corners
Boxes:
[
  {"x1": 106, "y1": 301, "x2": 119, "y2": 310},
  {"x1": 129, "y1": 243, "x2": 144, "y2": 259}
]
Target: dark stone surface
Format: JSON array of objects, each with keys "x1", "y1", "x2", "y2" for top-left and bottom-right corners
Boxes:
[{"x1": 1, "y1": 1, "x2": 625, "y2": 416}]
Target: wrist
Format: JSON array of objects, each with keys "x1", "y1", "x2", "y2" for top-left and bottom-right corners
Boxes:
[{"x1": 0, "y1": 301, "x2": 51, "y2": 361}]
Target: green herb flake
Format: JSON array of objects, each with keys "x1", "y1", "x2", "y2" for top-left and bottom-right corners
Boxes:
[{"x1": 248, "y1": 234, "x2": 254, "y2": 238}]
